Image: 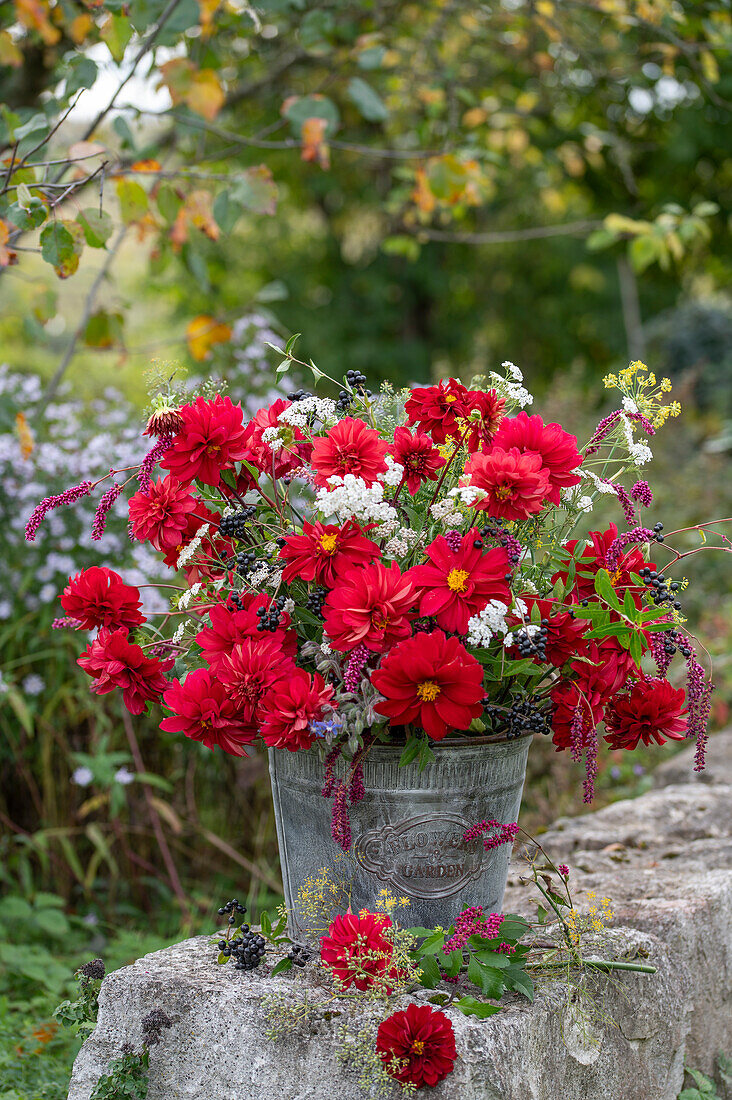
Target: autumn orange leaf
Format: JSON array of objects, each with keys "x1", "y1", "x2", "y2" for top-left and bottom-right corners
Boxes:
[
  {"x1": 186, "y1": 315, "x2": 232, "y2": 361},
  {"x1": 301, "y1": 117, "x2": 330, "y2": 169},
  {"x1": 131, "y1": 160, "x2": 162, "y2": 173},
  {"x1": 0, "y1": 30, "x2": 23, "y2": 67},
  {"x1": 187, "y1": 70, "x2": 225, "y2": 121},
  {"x1": 14, "y1": 0, "x2": 61, "y2": 44},
  {"x1": 170, "y1": 190, "x2": 219, "y2": 250},
  {"x1": 15, "y1": 412, "x2": 34, "y2": 459},
  {"x1": 0, "y1": 220, "x2": 18, "y2": 267}
]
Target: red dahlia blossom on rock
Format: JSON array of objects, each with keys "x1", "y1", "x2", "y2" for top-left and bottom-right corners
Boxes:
[
  {"x1": 320, "y1": 911, "x2": 394, "y2": 991},
  {"x1": 491, "y1": 412, "x2": 583, "y2": 504},
  {"x1": 376, "y1": 1003, "x2": 457, "y2": 1088},
  {"x1": 372, "y1": 630, "x2": 484, "y2": 739},
  {"x1": 323, "y1": 561, "x2": 416, "y2": 653},
  {"x1": 78, "y1": 628, "x2": 173, "y2": 715},
  {"x1": 60, "y1": 567, "x2": 144, "y2": 632},
  {"x1": 387, "y1": 427, "x2": 446, "y2": 495},
  {"x1": 404, "y1": 378, "x2": 469, "y2": 445},
  {"x1": 128, "y1": 475, "x2": 198, "y2": 551},
  {"x1": 197, "y1": 599, "x2": 296, "y2": 672},
  {"x1": 260, "y1": 669, "x2": 335, "y2": 751},
  {"x1": 160, "y1": 668, "x2": 257, "y2": 756},
  {"x1": 604, "y1": 679, "x2": 688, "y2": 750},
  {"x1": 161, "y1": 394, "x2": 250, "y2": 487},
  {"x1": 311, "y1": 417, "x2": 389, "y2": 488},
  {"x1": 463, "y1": 388, "x2": 506, "y2": 452},
  {"x1": 241, "y1": 397, "x2": 312, "y2": 478},
  {"x1": 463, "y1": 447, "x2": 550, "y2": 521},
  {"x1": 409, "y1": 529, "x2": 511, "y2": 634},
  {"x1": 217, "y1": 637, "x2": 294, "y2": 729},
  {"x1": 279, "y1": 519, "x2": 380, "y2": 586}
]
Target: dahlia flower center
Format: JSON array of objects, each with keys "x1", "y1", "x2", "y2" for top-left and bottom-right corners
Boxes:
[
  {"x1": 205, "y1": 443, "x2": 221, "y2": 456},
  {"x1": 494, "y1": 484, "x2": 514, "y2": 501},
  {"x1": 319, "y1": 533, "x2": 338, "y2": 554},
  {"x1": 405, "y1": 454, "x2": 424, "y2": 471},
  {"x1": 444, "y1": 395, "x2": 457, "y2": 404},
  {"x1": 446, "y1": 568, "x2": 469, "y2": 593},
  {"x1": 417, "y1": 680, "x2": 441, "y2": 702},
  {"x1": 335, "y1": 445, "x2": 360, "y2": 470},
  {"x1": 410, "y1": 1040, "x2": 425, "y2": 1055},
  {"x1": 372, "y1": 611, "x2": 390, "y2": 630},
  {"x1": 608, "y1": 567, "x2": 623, "y2": 586}
]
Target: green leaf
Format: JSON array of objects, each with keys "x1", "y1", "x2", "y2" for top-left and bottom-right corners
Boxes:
[
  {"x1": 116, "y1": 179, "x2": 148, "y2": 224},
  {"x1": 414, "y1": 930, "x2": 445, "y2": 957},
  {"x1": 77, "y1": 208, "x2": 113, "y2": 248},
  {"x1": 467, "y1": 957, "x2": 506, "y2": 998},
  {"x1": 454, "y1": 995, "x2": 501, "y2": 1019},
  {"x1": 502, "y1": 963, "x2": 534, "y2": 1001},
  {"x1": 260, "y1": 910, "x2": 272, "y2": 936},
  {"x1": 347, "y1": 77, "x2": 389, "y2": 122},
  {"x1": 34, "y1": 907, "x2": 69, "y2": 938},
  {"x1": 230, "y1": 166, "x2": 277, "y2": 216},
  {"x1": 405, "y1": 927, "x2": 435, "y2": 939},
  {"x1": 100, "y1": 13, "x2": 133, "y2": 61},
  {"x1": 357, "y1": 46, "x2": 386, "y2": 70},
  {"x1": 418, "y1": 953, "x2": 442, "y2": 989},
  {"x1": 283, "y1": 95, "x2": 340, "y2": 137},
  {"x1": 594, "y1": 569, "x2": 622, "y2": 611},
  {"x1": 300, "y1": 10, "x2": 335, "y2": 54},
  {"x1": 417, "y1": 738, "x2": 436, "y2": 771},
  {"x1": 66, "y1": 57, "x2": 99, "y2": 98},
  {"x1": 270, "y1": 957, "x2": 293, "y2": 977},
  {"x1": 113, "y1": 115, "x2": 136, "y2": 150},
  {"x1": 438, "y1": 948, "x2": 462, "y2": 977},
  {"x1": 399, "y1": 738, "x2": 422, "y2": 767},
  {"x1": 275, "y1": 359, "x2": 291, "y2": 375},
  {"x1": 285, "y1": 332, "x2": 301, "y2": 355},
  {"x1": 157, "y1": 183, "x2": 182, "y2": 223},
  {"x1": 40, "y1": 222, "x2": 75, "y2": 267},
  {"x1": 213, "y1": 189, "x2": 239, "y2": 233}
]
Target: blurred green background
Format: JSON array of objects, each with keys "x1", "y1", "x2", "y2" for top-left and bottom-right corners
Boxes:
[{"x1": 0, "y1": 0, "x2": 731, "y2": 1094}]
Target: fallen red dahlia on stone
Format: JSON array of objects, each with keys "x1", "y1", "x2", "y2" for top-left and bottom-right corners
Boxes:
[{"x1": 376, "y1": 1002, "x2": 457, "y2": 1087}]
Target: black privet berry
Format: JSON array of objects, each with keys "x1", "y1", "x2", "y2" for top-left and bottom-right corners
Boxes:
[
  {"x1": 219, "y1": 507, "x2": 257, "y2": 539},
  {"x1": 230, "y1": 929, "x2": 267, "y2": 972}
]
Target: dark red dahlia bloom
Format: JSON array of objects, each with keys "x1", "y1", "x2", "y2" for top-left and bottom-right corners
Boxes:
[
  {"x1": 511, "y1": 597, "x2": 587, "y2": 667},
  {"x1": 143, "y1": 404, "x2": 184, "y2": 438},
  {"x1": 323, "y1": 561, "x2": 416, "y2": 653},
  {"x1": 260, "y1": 669, "x2": 335, "y2": 751},
  {"x1": 128, "y1": 475, "x2": 198, "y2": 551},
  {"x1": 311, "y1": 417, "x2": 389, "y2": 488},
  {"x1": 78, "y1": 628, "x2": 173, "y2": 715},
  {"x1": 197, "y1": 599, "x2": 296, "y2": 672},
  {"x1": 160, "y1": 668, "x2": 257, "y2": 756},
  {"x1": 387, "y1": 427, "x2": 446, "y2": 496},
  {"x1": 463, "y1": 388, "x2": 506, "y2": 452},
  {"x1": 491, "y1": 412, "x2": 583, "y2": 504},
  {"x1": 320, "y1": 911, "x2": 394, "y2": 992},
  {"x1": 241, "y1": 398, "x2": 312, "y2": 478},
  {"x1": 371, "y1": 630, "x2": 484, "y2": 740},
  {"x1": 376, "y1": 1002, "x2": 457, "y2": 1088},
  {"x1": 216, "y1": 637, "x2": 294, "y2": 728},
  {"x1": 604, "y1": 679, "x2": 688, "y2": 750},
  {"x1": 554, "y1": 523, "x2": 652, "y2": 604},
  {"x1": 404, "y1": 378, "x2": 469, "y2": 445},
  {"x1": 550, "y1": 650, "x2": 618, "y2": 751},
  {"x1": 463, "y1": 447, "x2": 550, "y2": 521},
  {"x1": 60, "y1": 567, "x2": 144, "y2": 632},
  {"x1": 161, "y1": 394, "x2": 250, "y2": 487},
  {"x1": 409, "y1": 528, "x2": 511, "y2": 634},
  {"x1": 279, "y1": 519, "x2": 380, "y2": 587}
]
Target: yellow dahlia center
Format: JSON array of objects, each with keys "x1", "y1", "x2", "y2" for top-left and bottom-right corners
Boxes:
[
  {"x1": 411, "y1": 1040, "x2": 425, "y2": 1055},
  {"x1": 206, "y1": 443, "x2": 221, "y2": 456},
  {"x1": 417, "y1": 680, "x2": 441, "y2": 702},
  {"x1": 608, "y1": 567, "x2": 622, "y2": 586},
  {"x1": 319, "y1": 533, "x2": 338, "y2": 554},
  {"x1": 447, "y1": 568, "x2": 469, "y2": 593},
  {"x1": 494, "y1": 484, "x2": 513, "y2": 501}
]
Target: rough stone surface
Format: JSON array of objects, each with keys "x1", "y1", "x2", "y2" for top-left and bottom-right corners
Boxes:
[
  {"x1": 652, "y1": 726, "x2": 732, "y2": 789},
  {"x1": 69, "y1": 734, "x2": 732, "y2": 1100}
]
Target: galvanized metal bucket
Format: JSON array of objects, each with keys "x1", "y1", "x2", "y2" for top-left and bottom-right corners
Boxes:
[{"x1": 268, "y1": 733, "x2": 531, "y2": 934}]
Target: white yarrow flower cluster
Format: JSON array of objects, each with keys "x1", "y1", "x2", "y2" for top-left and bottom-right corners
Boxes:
[
  {"x1": 279, "y1": 396, "x2": 337, "y2": 428},
  {"x1": 176, "y1": 524, "x2": 210, "y2": 568},
  {"x1": 582, "y1": 471, "x2": 616, "y2": 495},
  {"x1": 383, "y1": 526, "x2": 423, "y2": 557},
  {"x1": 447, "y1": 484, "x2": 487, "y2": 506},
  {"x1": 621, "y1": 414, "x2": 653, "y2": 465},
  {"x1": 171, "y1": 622, "x2": 187, "y2": 644},
  {"x1": 381, "y1": 454, "x2": 404, "y2": 487},
  {"x1": 178, "y1": 582, "x2": 202, "y2": 610},
  {"x1": 315, "y1": 474, "x2": 397, "y2": 525},
  {"x1": 488, "y1": 361, "x2": 534, "y2": 407},
  {"x1": 561, "y1": 485, "x2": 595, "y2": 512},
  {"x1": 467, "y1": 600, "x2": 510, "y2": 647},
  {"x1": 261, "y1": 425, "x2": 286, "y2": 449}
]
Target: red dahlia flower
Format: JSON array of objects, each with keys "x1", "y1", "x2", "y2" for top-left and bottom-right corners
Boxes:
[
  {"x1": 376, "y1": 1003, "x2": 457, "y2": 1088},
  {"x1": 128, "y1": 475, "x2": 198, "y2": 551},
  {"x1": 78, "y1": 628, "x2": 173, "y2": 715},
  {"x1": 550, "y1": 652, "x2": 618, "y2": 751},
  {"x1": 320, "y1": 911, "x2": 395, "y2": 992},
  {"x1": 196, "y1": 599, "x2": 296, "y2": 672},
  {"x1": 554, "y1": 523, "x2": 652, "y2": 604},
  {"x1": 161, "y1": 394, "x2": 250, "y2": 487},
  {"x1": 216, "y1": 637, "x2": 294, "y2": 729},
  {"x1": 160, "y1": 668, "x2": 257, "y2": 756},
  {"x1": 409, "y1": 529, "x2": 511, "y2": 634},
  {"x1": 260, "y1": 669, "x2": 335, "y2": 751},
  {"x1": 241, "y1": 397, "x2": 312, "y2": 478},
  {"x1": 604, "y1": 679, "x2": 688, "y2": 750},
  {"x1": 463, "y1": 388, "x2": 506, "y2": 452},
  {"x1": 463, "y1": 447, "x2": 550, "y2": 521},
  {"x1": 311, "y1": 417, "x2": 389, "y2": 488},
  {"x1": 404, "y1": 378, "x2": 469, "y2": 445},
  {"x1": 491, "y1": 412, "x2": 583, "y2": 504},
  {"x1": 387, "y1": 427, "x2": 446, "y2": 495},
  {"x1": 323, "y1": 561, "x2": 416, "y2": 653},
  {"x1": 279, "y1": 519, "x2": 380, "y2": 587},
  {"x1": 371, "y1": 630, "x2": 484, "y2": 740},
  {"x1": 60, "y1": 567, "x2": 144, "y2": 632}
]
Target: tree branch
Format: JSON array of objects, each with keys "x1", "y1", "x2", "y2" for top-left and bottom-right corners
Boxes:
[{"x1": 407, "y1": 219, "x2": 603, "y2": 245}]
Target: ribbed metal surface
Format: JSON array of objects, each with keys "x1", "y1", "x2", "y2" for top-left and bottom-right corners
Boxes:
[{"x1": 269, "y1": 735, "x2": 531, "y2": 934}]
